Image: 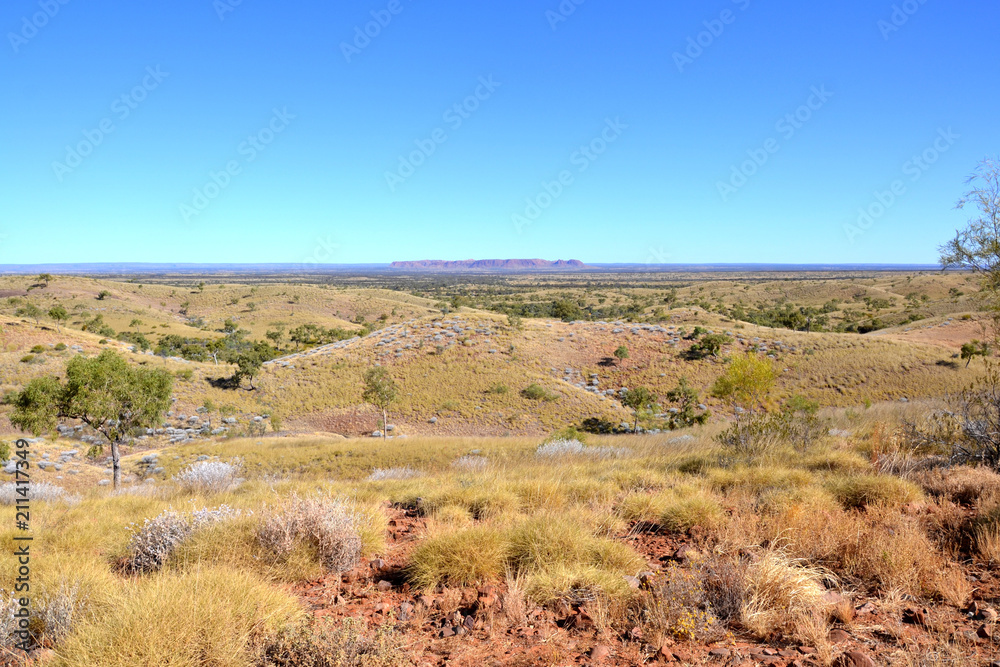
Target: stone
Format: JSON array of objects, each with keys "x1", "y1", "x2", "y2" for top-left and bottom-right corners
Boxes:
[
  {"x1": 828, "y1": 628, "x2": 851, "y2": 644},
  {"x1": 708, "y1": 648, "x2": 731, "y2": 658},
  {"x1": 589, "y1": 645, "x2": 611, "y2": 660},
  {"x1": 836, "y1": 652, "x2": 876, "y2": 667},
  {"x1": 902, "y1": 607, "x2": 927, "y2": 627},
  {"x1": 376, "y1": 580, "x2": 392, "y2": 592},
  {"x1": 622, "y1": 575, "x2": 641, "y2": 589},
  {"x1": 439, "y1": 626, "x2": 455, "y2": 638},
  {"x1": 976, "y1": 623, "x2": 992, "y2": 639}
]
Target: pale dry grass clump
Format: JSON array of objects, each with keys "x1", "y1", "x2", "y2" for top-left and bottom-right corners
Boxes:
[
  {"x1": 125, "y1": 505, "x2": 244, "y2": 574},
  {"x1": 739, "y1": 549, "x2": 832, "y2": 639},
  {"x1": 0, "y1": 481, "x2": 78, "y2": 505},
  {"x1": 173, "y1": 458, "x2": 244, "y2": 494},
  {"x1": 366, "y1": 467, "x2": 420, "y2": 482},
  {"x1": 257, "y1": 495, "x2": 362, "y2": 572}
]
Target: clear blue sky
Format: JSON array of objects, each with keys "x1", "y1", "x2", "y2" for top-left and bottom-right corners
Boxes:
[{"x1": 2, "y1": 0, "x2": 997, "y2": 265}]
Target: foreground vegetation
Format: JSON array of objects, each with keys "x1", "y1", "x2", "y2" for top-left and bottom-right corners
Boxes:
[{"x1": 0, "y1": 397, "x2": 997, "y2": 665}]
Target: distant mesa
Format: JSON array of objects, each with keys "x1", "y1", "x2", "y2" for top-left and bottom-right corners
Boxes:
[{"x1": 389, "y1": 259, "x2": 587, "y2": 271}]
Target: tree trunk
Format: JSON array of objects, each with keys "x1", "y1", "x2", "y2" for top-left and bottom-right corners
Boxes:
[
  {"x1": 111, "y1": 441, "x2": 121, "y2": 489},
  {"x1": 633, "y1": 414, "x2": 639, "y2": 432},
  {"x1": 382, "y1": 409, "x2": 387, "y2": 440}
]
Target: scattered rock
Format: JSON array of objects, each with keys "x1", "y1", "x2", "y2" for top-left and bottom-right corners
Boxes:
[
  {"x1": 836, "y1": 651, "x2": 876, "y2": 667},
  {"x1": 708, "y1": 648, "x2": 730, "y2": 658},
  {"x1": 903, "y1": 607, "x2": 928, "y2": 627},
  {"x1": 589, "y1": 644, "x2": 611, "y2": 661},
  {"x1": 439, "y1": 626, "x2": 456, "y2": 638},
  {"x1": 375, "y1": 580, "x2": 392, "y2": 592},
  {"x1": 828, "y1": 628, "x2": 851, "y2": 644},
  {"x1": 976, "y1": 623, "x2": 992, "y2": 639}
]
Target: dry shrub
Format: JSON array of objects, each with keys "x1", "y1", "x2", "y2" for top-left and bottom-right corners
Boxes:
[
  {"x1": 257, "y1": 495, "x2": 362, "y2": 572},
  {"x1": 173, "y1": 459, "x2": 244, "y2": 493},
  {"x1": 125, "y1": 506, "x2": 243, "y2": 574},
  {"x1": 723, "y1": 496, "x2": 948, "y2": 598},
  {"x1": 739, "y1": 549, "x2": 831, "y2": 639},
  {"x1": 642, "y1": 564, "x2": 719, "y2": 643},
  {"x1": 912, "y1": 465, "x2": 1000, "y2": 505},
  {"x1": 253, "y1": 617, "x2": 403, "y2": 667}
]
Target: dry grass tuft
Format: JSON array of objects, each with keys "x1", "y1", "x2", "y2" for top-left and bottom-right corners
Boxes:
[
  {"x1": 257, "y1": 495, "x2": 362, "y2": 572},
  {"x1": 739, "y1": 549, "x2": 832, "y2": 639}
]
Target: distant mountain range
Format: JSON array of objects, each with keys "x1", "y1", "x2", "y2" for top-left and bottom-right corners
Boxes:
[{"x1": 389, "y1": 259, "x2": 587, "y2": 271}]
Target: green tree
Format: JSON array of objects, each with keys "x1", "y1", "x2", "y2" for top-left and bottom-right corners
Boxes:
[
  {"x1": 685, "y1": 333, "x2": 732, "y2": 360},
  {"x1": 961, "y1": 339, "x2": 991, "y2": 367},
  {"x1": 7, "y1": 350, "x2": 172, "y2": 488},
  {"x1": 15, "y1": 303, "x2": 42, "y2": 325},
  {"x1": 621, "y1": 386, "x2": 656, "y2": 432},
  {"x1": 614, "y1": 345, "x2": 629, "y2": 364},
  {"x1": 48, "y1": 305, "x2": 68, "y2": 332},
  {"x1": 265, "y1": 328, "x2": 284, "y2": 349},
  {"x1": 232, "y1": 350, "x2": 264, "y2": 390},
  {"x1": 37, "y1": 273, "x2": 53, "y2": 286},
  {"x1": 362, "y1": 367, "x2": 398, "y2": 440},
  {"x1": 710, "y1": 352, "x2": 777, "y2": 414},
  {"x1": 129, "y1": 318, "x2": 143, "y2": 332},
  {"x1": 96, "y1": 290, "x2": 111, "y2": 301},
  {"x1": 664, "y1": 378, "x2": 709, "y2": 429}
]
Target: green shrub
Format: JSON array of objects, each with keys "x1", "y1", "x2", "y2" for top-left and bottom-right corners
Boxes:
[
  {"x1": 522, "y1": 384, "x2": 558, "y2": 401},
  {"x1": 30, "y1": 345, "x2": 46, "y2": 354}
]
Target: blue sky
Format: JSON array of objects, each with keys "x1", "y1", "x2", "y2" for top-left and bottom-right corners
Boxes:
[{"x1": 1, "y1": 0, "x2": 997, "y2": 265}]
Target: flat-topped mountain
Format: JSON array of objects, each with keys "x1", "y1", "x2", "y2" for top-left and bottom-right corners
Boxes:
[{"x1": 390, "y1": 258, "x2": 586, "y2": 271}]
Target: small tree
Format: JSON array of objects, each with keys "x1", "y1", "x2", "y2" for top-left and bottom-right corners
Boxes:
[
  {"x1": 685, "y1": 333, "x2": 732, "y2": 360},
  {"x1": 129, "y1": 318, "x2": 143, "y2": 333},
  {"x1": 614, "y1": 345, "x2": 629, "y2": 364},
  {"x1": 232, "y1": 351, "x2": 264, "y2": 391},
  {"x1": 37, "y1": 273, "x2": 53, "y2": 286},
  {"x1": 96, "y1": 290, "x2": 112, "y2": 301},
  {"x1": 621, "y1": 386, "x2": 656, "y2": 432},
  {"x1": 16, "y1": 302, "x2": 42, "y2": 325},
  {"x1": 961, "y1": 339, "x2": 990, "y2": 367},
  {"x1": 940, "y1": 158, "x2": 1000, "y2": 334},
  {"x1": 664, "y1": 378, "x2": 709, "y2": 429},
  {"x1": 362, "y1": 367, "x2": 398, "y2": 440},
  {"x1": 48, "y1": 305, "x2": 68, "y2": 332},
  {"x1": 265, "y1": 328, "x2": 284, "y2": 349},
  {"x1": 7, "y1": 350, "x2": 172, "y2": 488},
  {"x1": 711, "y1": 352, "x2": 777, "y2": 414}
]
